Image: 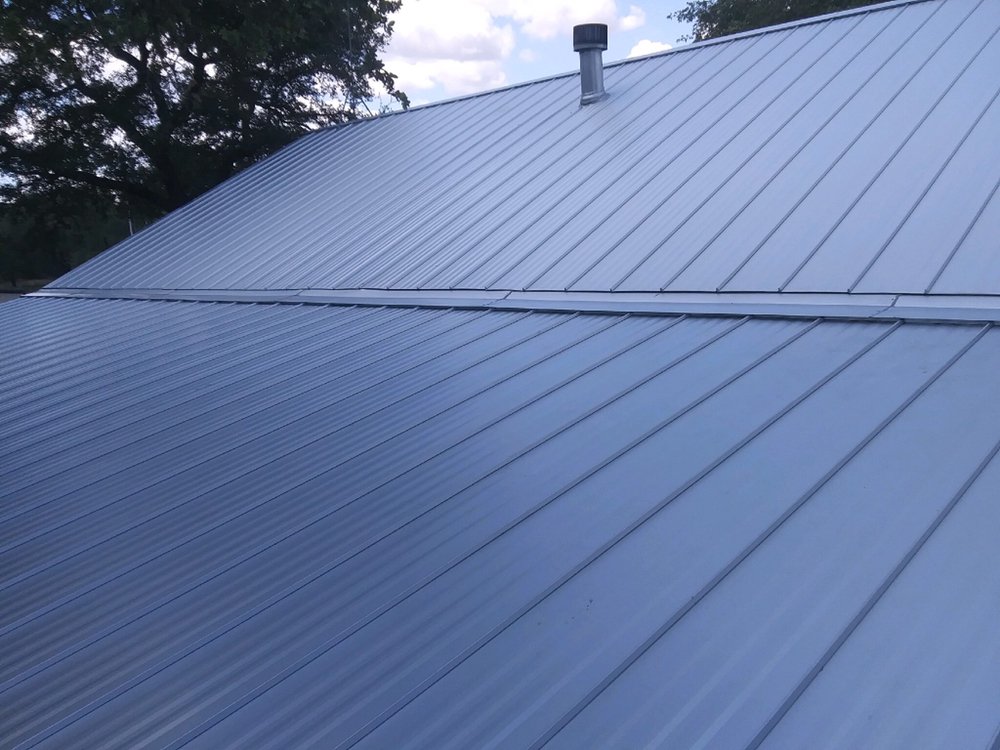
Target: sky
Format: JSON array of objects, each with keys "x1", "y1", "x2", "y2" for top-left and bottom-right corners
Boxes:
[{"x1": 377, "y1": 0, "x2": 693, "y2": 108}]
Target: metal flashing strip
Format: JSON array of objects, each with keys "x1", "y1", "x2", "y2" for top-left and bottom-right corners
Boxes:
[{"x1": 27, "y1": 287, "x2": 1000, "y2": 324}]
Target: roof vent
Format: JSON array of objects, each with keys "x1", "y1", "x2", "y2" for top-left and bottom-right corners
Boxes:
[{"x1": 573, "y1": 23, "x2": 609, "y2": 105}]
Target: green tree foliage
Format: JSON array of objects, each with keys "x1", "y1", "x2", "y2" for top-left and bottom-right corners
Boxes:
[
  {"x1": 672, "y1": 0, "x2": 887, "y2": 42},
  {"x1": 0, "y1": 187, "x2": 153, "y2": 286},
  {"x1": 0, "y1": 0, "x2": 406, "y2": 283}
]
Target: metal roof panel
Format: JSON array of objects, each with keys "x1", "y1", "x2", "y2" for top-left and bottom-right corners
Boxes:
[
  {"x1": 4, "y1": 297, "x2": 1000, "y2": 747},
  {"x1": 48, "y1": 0, "x2": 1000, "y2": 299}
]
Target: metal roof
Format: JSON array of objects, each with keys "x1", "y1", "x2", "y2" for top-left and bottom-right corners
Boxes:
[
  {"x1": 3, "y1": 296, "x2": 1000, "y2": 749},
  {"x1": 51, "y1": 0, "x2": 1000, "y2": 298},
  {"x1": 7, "y1": 1, "x2": 1000, "y2": 747}
]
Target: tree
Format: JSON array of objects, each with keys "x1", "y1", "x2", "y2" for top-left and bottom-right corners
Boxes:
[
  {"x1": 0, "y1": 187, "x2": 143, "y2": 286},
  {"x1": 672, "y1": 0, "x2": 887, "y2": 42},
  {"x1": 0, "y1": 0, "x2": 407, "y2": 216}
]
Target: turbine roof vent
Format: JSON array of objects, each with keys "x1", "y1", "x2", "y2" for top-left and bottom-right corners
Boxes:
[{"x1": 573, "y1": 23, "x2": 609, "y2": 105}]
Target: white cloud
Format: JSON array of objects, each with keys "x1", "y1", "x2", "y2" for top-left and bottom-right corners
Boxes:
[
  {"x1": 384, "y1": 0, "x2": 646, "y2": 97},
  {"x1": 385, "y1": 0, "x2": 516, "y2": 96},
  {"x1": 500, "y1": 0, "x2": 618, "y2": 39},
  {"x1": 387, "y1": 0, "x2": 515, "y2": 61},
  {"x1": 385, "y1": 57, "x2": 508, "y2": 96},
  {"x1": 627, "y1": 38, "x2": 672, "y2": 58},
  {"x1": 619, "y1": 5, "x2": 646, "y2": 31}
]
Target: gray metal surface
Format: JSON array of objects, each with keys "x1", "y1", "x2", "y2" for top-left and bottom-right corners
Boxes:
[
  {"x1": 30, "y1": 286, "x2": 1000, "y2": 323},
  {"x1": 4, "y1": 295, "x2": 1000, "y2": 748},
  {"x1": 50, "y1": 0, "x2": 1000, "y2": 297},
  {"x1": 8, "y1": 1, "x2": 1000, "y2": 746},
  {"x1": 573, "y1": 24, "x2": 609, "y2": 105}
]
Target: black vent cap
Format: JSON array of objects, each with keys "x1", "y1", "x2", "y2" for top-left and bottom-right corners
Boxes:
[{"x1": 573, "y1": 23, "x2": 608, "y2": 52}]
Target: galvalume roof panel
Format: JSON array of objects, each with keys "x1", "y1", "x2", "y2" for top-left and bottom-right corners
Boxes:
[
  {"x1": 51, "y1": 0, "x2": 1000, "y2": 297},
  {"x1": 9, "y1": 1, "x2": 1000, "y2": 746},
  {"x1": 4, "y1": 296, "x2": 1000, "y2": 748}
]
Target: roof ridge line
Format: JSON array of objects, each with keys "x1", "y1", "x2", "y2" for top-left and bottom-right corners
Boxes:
[
  {"x1": 343, "y1": 0, "x2": 935, "y2": 125},
  {"x1": 628, "y1": 0, "x2": 936, "y2": 60},
  {"x1": 27, "y1": 287, "x2": 1000, "y2": 325}
]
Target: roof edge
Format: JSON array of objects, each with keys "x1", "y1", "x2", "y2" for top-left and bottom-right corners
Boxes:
[
  {"x1": 630, "y1": 0, "x2": 936, "y2": 59},
  {"x1": 355, "y1": 0, "x2": 934, "y2": 123},
  {"x1": 27, "y1": 287, "x2": 1000, "y2": 325}
]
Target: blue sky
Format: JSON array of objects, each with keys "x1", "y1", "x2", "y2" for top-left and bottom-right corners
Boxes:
[{"x1": 377, "y1": 1, "x2": 693, "y2": 108}]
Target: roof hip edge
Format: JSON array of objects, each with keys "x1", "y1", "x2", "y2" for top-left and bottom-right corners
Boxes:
[
  {"x1": 631, "y1": 0, "x2": 938, "y2": 59},
  {"x1": 323, "y1": 0, "x2": 936, "y2": 127}
]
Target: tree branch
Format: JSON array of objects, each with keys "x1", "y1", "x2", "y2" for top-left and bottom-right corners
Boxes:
[
  {"x1": 31, "y1": 165, "x2": 161, "y2": 206},
  {"x1": 2, "y1": 139, "x2": 163, "y2": 206}
]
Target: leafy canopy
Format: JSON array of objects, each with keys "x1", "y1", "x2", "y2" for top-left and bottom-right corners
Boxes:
[
  {"x1": 0, "y1": 0, "x2": 406, "y2": 213},
  {"x1": 672, "y1": 0, "x2": 888, "y2": 42}
]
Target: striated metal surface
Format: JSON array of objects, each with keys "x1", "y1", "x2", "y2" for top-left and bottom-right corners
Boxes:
[
  {"x1": 9, "y1": 1, "x2": 1000, "y2": 746},
  {"x1": 50, "y1": 0, "x2": 1000, "y2": 297},
  {"x1": 30, "y1": 286, "x2": 1000, "y2": 322},
  {"x1": 4, "y1": 295, "x2": 1000, "y2": 748}
]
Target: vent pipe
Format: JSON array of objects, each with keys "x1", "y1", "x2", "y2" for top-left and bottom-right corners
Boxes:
[{"x1": 573, "y1": 23, "x2": 609, "y2": 105}]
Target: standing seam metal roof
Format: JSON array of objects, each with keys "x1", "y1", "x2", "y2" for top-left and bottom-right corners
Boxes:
[
  {"x1": 3, "y1": 297, "x2": 1000, "y2": 748},
  {"x1": 50, "y1": 0, "x2": 1000, "y2": 298},
  {"x1": 6, "y1": 0, "x2": 1000, "y2": 747}
]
